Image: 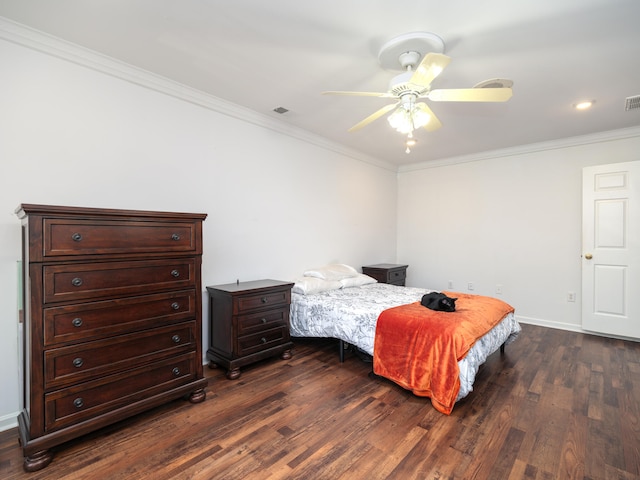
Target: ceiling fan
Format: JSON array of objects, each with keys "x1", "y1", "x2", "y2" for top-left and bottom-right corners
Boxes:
[{"x1": 322, "y1": 32, "x2": 513, "y2": 145}]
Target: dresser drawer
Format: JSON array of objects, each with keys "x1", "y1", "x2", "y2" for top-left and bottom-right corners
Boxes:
[
  {"x1": 44, "y1": 353, "x2": 198, "y2": 432},
  {"x1": 237, "y1": 327, "x2": 289, "y2": 357},
  {"x1": 44, "y1": 289, "x2": 197, "y2": 346},
  {"x1": 234, "y1": 288, "x2": 291, "y2": 314},
  {"x1": 237, "y1": 307, "x2": 289, "y2": 336},
  {"x1": 43, "y1": 219, "x2": 199, "y2": 257},
  {"x1": 44, "y1": 290, "x2": 197, "y2": 346},
  {"x1": 44, "y1": 321, "x2": 196, "y2": 389},
  {"x1": 43, "y1": 259, "x2": 197, "y2": 303}
]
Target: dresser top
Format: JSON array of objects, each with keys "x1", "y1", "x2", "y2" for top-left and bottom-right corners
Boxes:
[{"x1": 15, "y1": 204, "x2": 207, "y2": 221}]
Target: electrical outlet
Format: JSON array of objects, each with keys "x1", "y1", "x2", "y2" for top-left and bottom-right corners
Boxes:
[
  {"x1": 448, "y1": 280, "x2": 453, "y2": 289},
  {"x1": 567, "y1": 292, "x2": 576, "y2": 302},
  {"x1": 467, "y1": 282, "x2": 474, "y2": 291},
  {"x1": 496, "y1": 284, "x2": 503, "y2": 295}
]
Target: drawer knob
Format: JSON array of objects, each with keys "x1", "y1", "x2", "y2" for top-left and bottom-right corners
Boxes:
[
  {"x1": 72, "y1": 317, "x2": 83, "y2": 327},
  {"x1": 261, "y1": 337, "x2": 267, "y2": 344},
  {"x1": 171, "y1": 334, "x2": 181, "y2": 343},
  {"x1": 171, "y1": 269, "x2": 180, "y2": 278},
  {"x1": 261, "y1": 318, "x2": 267, "y2": 324},
  {"x1": 171, "y1": 302, "x2": 180, "y2": 310},
  {"x1": 171, "y1": 233, "x2": 181, "y2": 241},
  {"x1": 71, "y1": 277, "x2": 83, "y2": 287},
  {"x1": 71, "y1": 232, "x2": 83, "y2": 242},
  {"x1": 72, "y1": 357, "x2": 84, "y2": 368},
  {"x1": 73, "y1": 397, "x2": 84, "y2": 409},
  {"x1": 172, "y1": 367, "x2": 181, "y2": 376},
  {"x1": 261, "y1": 297, "x2": 268, "y2": 304}
]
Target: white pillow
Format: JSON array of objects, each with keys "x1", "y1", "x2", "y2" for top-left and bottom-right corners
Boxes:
[
  {"x1": 340, "y1": 274, "x2": 377, "y2": 288},
  {"x1": 303, "y1": 263, "x2": 359, "y2": 281},
  {"x1": 292, "y1": 277, "x2": 343, "y2": 295}
]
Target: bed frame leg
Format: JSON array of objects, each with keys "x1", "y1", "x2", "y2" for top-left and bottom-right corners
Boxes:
[
  {"x1": 339, "y1": 340, "x2": 345, "y2": 363},
  {"x1": 500, "y1": 342, "x2": 505, "y2": 354}
]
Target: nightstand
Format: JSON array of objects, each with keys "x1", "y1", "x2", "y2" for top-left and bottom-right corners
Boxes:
[
  {"x1": 362, "y1": 263, "x2": 408, "y2": 286},
  {"x1": 206, "y1": 279, "x2": 294, "y2": 379}
]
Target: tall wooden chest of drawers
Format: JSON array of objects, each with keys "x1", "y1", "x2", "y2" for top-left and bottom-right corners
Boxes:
[
  {"x1": 15, "y1": 204, "x2": 208, "y2": 471},
  {"x1": 206, "y1": 279, "x2": 294, "y2": 380}
]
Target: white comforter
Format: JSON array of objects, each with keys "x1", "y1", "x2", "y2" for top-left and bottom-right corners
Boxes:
[{"x1": 289, "y1": 283, "x2": 520, "y2": 401}]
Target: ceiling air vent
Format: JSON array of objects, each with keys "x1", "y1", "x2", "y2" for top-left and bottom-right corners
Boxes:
[{"x1": 625, "y1": 95, "x2": 640, "y2": 111}]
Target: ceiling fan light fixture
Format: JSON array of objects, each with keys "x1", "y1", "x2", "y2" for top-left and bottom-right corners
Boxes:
[{"x1": 387, "y1": 98, "x2": 430, "y2": 134}]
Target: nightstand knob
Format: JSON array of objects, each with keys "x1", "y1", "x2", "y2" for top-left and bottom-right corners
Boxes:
[
  {"x1": 73, "y1": 398, "x2": 84, "y2": 409},
  {"x1": 172, "y1": 367, "x2": 181, "y2": 376},
  {"x1": 261, "y1": 337, "x2": 267, "y2": 344},
  {"x1": 171, "y1": 269, "x2": 180, "y2": 278},
  {"x1": 71, "y1": 232, "x2": 83, "y2": 242},
  {"x1": 171, "y1": 233, "x2": 181, "y2": 241},
  {"x1": 171, "y1": 334, "x2": 181, "y2": 343},
  {"x1": 171, "y1": 302, "x2": 180, "y2": 310},
  {"x1": 72, "y1": 357, "x2": 84, "y2": 368},
  {"x1": 261, "y1": 297, "x2": 268, "y2": 303},
  {"x1": 72, "y1": 317, "x2": 83, "y2": 327},
  {"x1": 71, "y1": 277, "x2": 83, "y2": 287}
]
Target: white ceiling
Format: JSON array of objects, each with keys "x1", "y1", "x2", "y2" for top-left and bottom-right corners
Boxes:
[{"x1": 1, "y1": 0, "x2": 639, "y2": 166}]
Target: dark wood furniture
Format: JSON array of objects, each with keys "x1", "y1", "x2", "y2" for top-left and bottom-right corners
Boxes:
[
  {"x1": 206, "y1": 279, "x2": 294, "y2": 379},
  {"x1": 362, "y1": 263, "x2": 408, "y2": 286},
  {"x1": 15, "y1": 204, "x2": 208, "y2": 472}
]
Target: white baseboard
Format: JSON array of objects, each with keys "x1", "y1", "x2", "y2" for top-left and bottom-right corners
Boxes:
[
  {"x1": 0, "y1": 411, "x2": 18, "y2": 433},
  {"x1": 516, "y1": 315, "x2": 640, "y2": 343}
]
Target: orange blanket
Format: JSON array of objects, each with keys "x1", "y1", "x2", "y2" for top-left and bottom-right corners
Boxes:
[{"x1": 373, "y1": 292, "x2": 514, "y2": 415}]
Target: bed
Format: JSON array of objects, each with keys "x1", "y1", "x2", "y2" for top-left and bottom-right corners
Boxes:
[{"x1": 289, "y1": 266, "x2": 520, "y2": 414}]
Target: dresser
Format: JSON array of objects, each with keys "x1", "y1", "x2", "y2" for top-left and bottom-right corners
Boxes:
[
  {"x1": 15, "y1": 204, "x2": 208, "y2": 471},
  {"x1": 206, "y1": 279, "x2": 294, "y2": 379},
  {"x1": 362, "y1": 263, "x2": 409, "y2": 286}
]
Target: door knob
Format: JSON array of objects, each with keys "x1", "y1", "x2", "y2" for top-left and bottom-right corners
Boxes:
[{"x1": 584, "y1": 253, "x2": 593, "y2": 260}]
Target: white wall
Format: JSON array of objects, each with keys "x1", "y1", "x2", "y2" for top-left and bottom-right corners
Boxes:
[
  {"x1": 0, "y1": 37, "x2": 398, "y2": 430},
  {"x1": 397, "y1": 133, "x2": 640, "y2": 331}
]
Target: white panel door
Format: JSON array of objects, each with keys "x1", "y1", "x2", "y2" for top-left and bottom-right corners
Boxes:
[{"x1": 582, "y1": 161, "x2": 640, "y2": 338}]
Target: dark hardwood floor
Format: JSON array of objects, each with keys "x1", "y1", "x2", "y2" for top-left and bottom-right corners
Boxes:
[{"x1": 1, "y1": 323, "x2": 639, "y2": 479}]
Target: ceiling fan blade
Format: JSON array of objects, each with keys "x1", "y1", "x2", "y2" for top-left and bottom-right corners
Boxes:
[
  {"x1": 322, "y1": 90, "x2": 395, "y2": 98},
  {"x1": 409, "y1": 53, "x2": 451, "y2": 88},
  {"x1": 428, "y1": 87, "x2": 513, "y2": 102},
  {"x1": 415, "y1": 102, "x2": 442, "y2": 132},
  {"x1": 348, "y1": 103, "x2": 398, "y2": 132}
]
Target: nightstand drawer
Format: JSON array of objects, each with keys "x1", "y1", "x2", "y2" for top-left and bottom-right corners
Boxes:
[
  {"x1": 386, "y1": 268, "x2": 406, "y2": 284},
  {"x1": 43, "y1": 259, "x2": 197, "y2": 303},
  {"x1": 44, "y1": 321, "x2": 196, "y2": 389},
  {"x1": 235, "y1": 289, "x2": 291, "y2": 314},
  {"x1": 43, "y1": 219, "x2": 199, "y2": 257},
  {"x1": 237, "y1": 327, "x2": 289, "y2": 356},
  {"x1": 44, "y1": 290, "x2": 197, "y2": 346},
  {"x1": 237, "y1": 307, "x2": 289, "y2": 336}
]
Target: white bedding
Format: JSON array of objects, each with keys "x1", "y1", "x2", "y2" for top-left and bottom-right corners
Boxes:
[{"x1": 290, "y1": 283, "x2": 520, "y2": 401}]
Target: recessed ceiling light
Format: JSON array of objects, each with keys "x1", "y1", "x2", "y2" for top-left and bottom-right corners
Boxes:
[{"x1": 574, "y1": 100, "x2": 595, "y2": 110}]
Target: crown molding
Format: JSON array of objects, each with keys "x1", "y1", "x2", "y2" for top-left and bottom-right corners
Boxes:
[
  {"x1": 398, "y1": 125, "x2": 640, "y2": 173},
  {"x1": 0, "y1": 16, "x2": 397, "y2": 173}
]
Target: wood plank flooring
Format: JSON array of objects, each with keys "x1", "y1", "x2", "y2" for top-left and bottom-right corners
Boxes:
[{"x1": 1, "y1": 323, "x2": 639, "y2": 479}]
